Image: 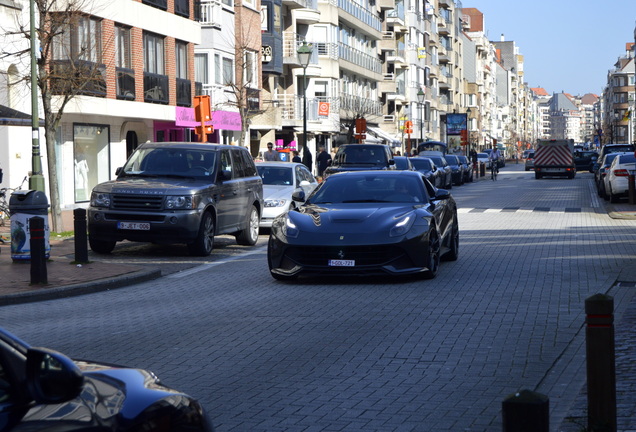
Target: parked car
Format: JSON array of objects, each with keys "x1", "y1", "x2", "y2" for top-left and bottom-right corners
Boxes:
[
  {"x1": 573, "y1": 150, "x2": 599, "y2": 172},
  {"x1": 457, "y1": 155, "x2": 473, "y2": 183},
  {"x1": 524, "y1": 151, "x2": 535, "y2": 171},
  {"x1": 409, "y1": 156, "x2": 443, "y2": 187},
  {"x1": 522, "y1": 149, "x2": 534, "y2": 159},
  {"x1": 444, "y1": 154, "x2": 465, "y2": 185},
  {"x1": 603, "y1": 153, "x2": 636, "y2": 203},
  {"x1": 256, "y1": 162, "x2": 318, "y2": 229},
  {"x1": 393, "y1": 156, "x2": 416, "y2": 171},
  {"x1": 0, "y1": 326, "x2": 214, "y2": 431},
  {"x1": 476, "y1": 152, "x2": 489, "y2": 164},
  {"x1": 267, "y1": 170, "x2": 458, "y2": 280},
  {"x1": 598, "y1": 143, "x2": 635, "y2": 162},
  {"x1": 595, "y1": 153, "x2": 624, "y2": 198},
  {"x1": 88, "y1": 142, "x2": 263, "y2": 256},
  {"x1": 420, "y1": 152, "x2": 453, "y2": 189},
  {"x1": 323, "y1": 144, "x2": 396, "y2": 178}
]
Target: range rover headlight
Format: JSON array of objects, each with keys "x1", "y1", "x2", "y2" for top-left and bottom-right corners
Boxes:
[
  {"x1": 165, "y1": 195, "x2": 196, "y2": 209},
  {"x1": 90, "y1": 192, "x2": 111, "y2": 208}
]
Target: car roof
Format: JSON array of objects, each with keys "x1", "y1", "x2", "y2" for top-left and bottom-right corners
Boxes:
[
  {"x1": 139, "y1": 142, "x2": 240, "y2": 151},
  {"x1": 327, "y1": 170, "x2": 423, "y2": 179},
  {"x1": 256, "y1": 162, "x2": 306, "y2": 167}
]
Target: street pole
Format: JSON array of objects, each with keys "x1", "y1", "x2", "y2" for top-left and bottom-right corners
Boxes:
[
  {"x1": 417, "y1": 89, "x2": 425, "y2": 155},
  {"x1": 297, "y1": 42, "x2": 313, "y2": 171},
  {"x1": 29, "y1": 0, "x2": 45, "y2": 192}
]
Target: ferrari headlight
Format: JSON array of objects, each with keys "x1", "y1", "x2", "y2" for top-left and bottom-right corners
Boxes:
[
  {"x1": 265, "y1": 199, "x2": 287, "y2": 208},
  {"x1": 165, "y1": 195, "x2": 196, "y2": 209},
  {"x1": 90, "y1": 192, "x2": 111, "y2": 208},
  {"x1": 390, "y1": 215, "x2": 414, "y2": 237},
  {"x1": 283, "y1": 215, "x2": 300, "y2": 238}
]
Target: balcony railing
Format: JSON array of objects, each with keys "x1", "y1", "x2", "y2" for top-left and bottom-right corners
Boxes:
[
  {"x1": 339, "y1": 43, "x2": 381, "y2": 74},
  {"x1": 116, "y1": 67, "x2": 135, "y2": 100},
  {"x1": 142, "y1": 0, "x2": 167, "y2": 10},
  {"x1": 144, "y1": 72, "x2": 169, "y2": 104},
  {"x1": 337, "y1": 0, "x2": 381, "y2": 32},
  {"x1": 196, "y1": 0, "x2": 221, "y2": 26},
  {"x1": 50, "y1": 60, "x2": 106, "y2": 97},
  {"x1": 176, "y1": 78, "x2": 192, "y2": 106}
]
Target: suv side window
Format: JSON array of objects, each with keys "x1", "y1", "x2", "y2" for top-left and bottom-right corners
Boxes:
[
  {"x1": 238, "y1": 149, "x2": 257, "y2": 177},
  {"x1": 232, "y1": 149, "x2": 246, "y2": 178},
  {"x1": 220, "y1": 150, "x2": 233, "y2": 179}
]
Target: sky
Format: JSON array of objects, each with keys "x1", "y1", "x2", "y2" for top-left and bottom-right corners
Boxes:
[{"x1": 467, "y1": 0, "x2": 636, "y2": 96}]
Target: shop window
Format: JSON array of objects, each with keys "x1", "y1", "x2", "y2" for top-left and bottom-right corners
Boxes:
[{"x1": 74, "y1": 124, "x2": 110, "y2": 202}]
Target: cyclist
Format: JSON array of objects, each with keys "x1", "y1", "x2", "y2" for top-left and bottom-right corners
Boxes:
[{"x1": 489, "y1": 146, "x2": 501, "y2": 180}]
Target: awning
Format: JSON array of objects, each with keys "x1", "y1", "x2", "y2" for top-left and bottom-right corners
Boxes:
[{"x1": 367, "y1": 127, "x2": 401, "y2": 146}]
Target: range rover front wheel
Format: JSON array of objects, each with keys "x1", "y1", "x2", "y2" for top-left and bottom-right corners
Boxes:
[{"x1": 188, "y1": 212, "x2": 214, "y2": 256}]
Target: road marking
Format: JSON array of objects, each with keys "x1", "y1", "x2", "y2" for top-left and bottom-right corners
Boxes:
[{"x1": 166, "y1": 245, "x2": 268, "y2": 278}]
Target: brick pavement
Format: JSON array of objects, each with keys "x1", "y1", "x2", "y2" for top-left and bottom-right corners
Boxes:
[{"x1": 0, "y1": 164, "x2": 635, "y2": 431}]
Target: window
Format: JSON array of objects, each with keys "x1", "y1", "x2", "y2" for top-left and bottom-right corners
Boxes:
[
  {"x1": 244, "y1": 50, "x2": 257, "y2": 88},
  {"x1": 74, "y1": 124, "x2": 110, "y2": 202},
  {"x1": 115, "y1": 25, "x2": 131, "y2": 69},
  {"x1": 223, "y1": 57, "x2": 234, "y2": 85},
  {"x1": 144, "y1": 32, "x2": 165, "y2": 74},
  {"x1": 52, "y1": 15, "x2": 102, "y2": 62},
  {"x1": 195, "y1": 53, "x2": 209, "y2": 84},
  {"x1": 175, "y1": 41, "x2": 188, "y2": 79}
]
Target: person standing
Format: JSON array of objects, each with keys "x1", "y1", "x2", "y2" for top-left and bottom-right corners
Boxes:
[
  {"x1": 316, "y1": 146, "x2": 332, "y2": 177},
  {"x1": 263, "y1": 142, "x2": 280, "y2": 161},
  {"x1": 291, "y1": 150, "x2": 301, "y2": 163}
]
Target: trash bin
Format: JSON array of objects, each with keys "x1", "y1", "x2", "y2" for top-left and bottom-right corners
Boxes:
[{"x1": 9, "y1": 190, "x2": 50, "y2": 261}]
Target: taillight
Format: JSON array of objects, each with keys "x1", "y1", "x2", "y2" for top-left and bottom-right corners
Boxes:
[{"x1": 614, "y1": 169, "x2": 629, "y2": 177}]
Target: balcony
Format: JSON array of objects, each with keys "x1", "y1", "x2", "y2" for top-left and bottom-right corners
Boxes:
[
  {"x1": 338, "y1": 0, "x2": 381, "y2": 33},
  {"x1": 377, "y1": 0, "x2": 395, "y2": 10},
  {"x1": 296, "y1": 1, "x2": 320, "y2": 25},
  {"x1": 142, "y1": 0, "x2": 167, "y2": 10},
  {"x1": 116, "y1": 68, "x2": 135, "y2": 100},
  {"x1": 176, "y1": 78, "x2": 192, "y2": 107},
  {"x1": 144, "y1": 72, "x2": 169, "y2": 104},
  {"x1": 50, "y1": 60, "x2": 106, "y2": 97},
  {"x1": 379, "y1": 78, "x2": 396, "y2": 95},
  {"x1": 196, "y1": 0, "x2": 221, "y2": 26}
]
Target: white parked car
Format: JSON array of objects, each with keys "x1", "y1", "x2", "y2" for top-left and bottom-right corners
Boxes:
[
  {"x1": 256, "y1": 162, "x2": 319, "y2": 228},
  {"x1": 476, "y1": 153, "x2": 489, "y2": 164},
  {"x1": 604, "y1": 153, "x2": 636, "y2": 203}
]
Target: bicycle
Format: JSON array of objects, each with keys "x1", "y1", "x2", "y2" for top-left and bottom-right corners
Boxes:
[
  {"x1": 0, "y1": 176, "x2": 28, "y2": 227},
  {"x1": 490, "y1": 160, "x2": 498, "y2": 181}
]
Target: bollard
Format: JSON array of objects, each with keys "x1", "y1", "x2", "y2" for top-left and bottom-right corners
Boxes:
[
  {"x1": 480, "y1": 162, "x2": 485, "y2": 177},
  {"x1": 585, "y1": 294, "x2": 617, "y2": 432},
  {"x1": 74, "y1": 208, "x2": 89, "y2": 263},
  {"x1": 628, "y1": 174, "x2": 635, "y2": 205},
  {"x1": 502, "y1": 389, "x2": 549, "y2": 432},
  {"x1": 29, "y1": 216, "x2": 48, "y2": 285}
]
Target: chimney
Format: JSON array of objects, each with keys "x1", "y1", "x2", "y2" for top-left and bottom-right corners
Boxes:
[{"x1": 501, "y1": 34, "x2": 505, "y2": 41}]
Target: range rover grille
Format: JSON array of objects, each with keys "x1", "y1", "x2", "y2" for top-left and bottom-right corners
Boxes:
[{"x1": 112, "y1": 194, "x2": 164, "y2": 210}]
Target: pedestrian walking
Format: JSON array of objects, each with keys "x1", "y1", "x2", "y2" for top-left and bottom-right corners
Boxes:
[
  {"x1": 263, "y1": 142, "x2": 280, "y2": 161},
  {"x1": 316, "y1": 146, "x2": 332, "y2": 177}
]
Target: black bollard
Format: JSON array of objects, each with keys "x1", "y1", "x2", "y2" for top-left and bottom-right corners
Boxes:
[
  {"x1": 29, "y1": 216, "x2": 48, "y2": 284},
  {"x1": 585, "y1": 294, "x2": 617, "y2": 432},
  {"x1": 74, "y1": 208, "x2": 89, "y2": 263},
  {"x1": 502, "y1": 389, "x2": 549, "y2": 432}
]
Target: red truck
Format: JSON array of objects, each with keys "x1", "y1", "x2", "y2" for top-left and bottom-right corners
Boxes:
[{"x1": 534, "y1": 139, "x2": 576, "y2": 179}]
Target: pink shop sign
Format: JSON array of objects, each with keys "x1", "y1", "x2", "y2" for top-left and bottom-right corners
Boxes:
[{"x1": 175, "y1": 107, "x2": 242, "y2": 131}]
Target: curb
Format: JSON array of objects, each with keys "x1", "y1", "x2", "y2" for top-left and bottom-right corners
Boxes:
[{"x1": 0, "y1": 268, "x2": 162, "y2": 306}]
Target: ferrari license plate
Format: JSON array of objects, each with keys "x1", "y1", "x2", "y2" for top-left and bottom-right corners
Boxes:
[
  {"x1": 328, "y1": 259, "x2": 355, "y2": 267},
  {"x1": 117, "y1": 222, "x2": 150, "y2": 230}
]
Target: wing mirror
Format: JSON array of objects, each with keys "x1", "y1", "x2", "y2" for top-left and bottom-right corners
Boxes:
[{"x1": 26, "y1": 348, "x2": 84, "y2": 404}]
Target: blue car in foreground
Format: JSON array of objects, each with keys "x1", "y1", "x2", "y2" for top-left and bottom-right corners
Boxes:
[{"x1": 0, "y1": 327, "x2": 214, "y2": 431}]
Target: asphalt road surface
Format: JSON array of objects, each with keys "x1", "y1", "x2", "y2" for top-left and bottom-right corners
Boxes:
[{"x1": 2, "y1": 164, "x2": 635, "y2": 431}]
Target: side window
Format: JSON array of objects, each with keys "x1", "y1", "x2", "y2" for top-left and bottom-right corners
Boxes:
[
  {"x1": 231, "y1": 149, "x2": 246, "y2": 178},
  {"x1": 220, "y1": 150, "x2": 233, "y2": 179},
  {"x1": 239, "y1": 150, "x2": 257, "y2": 177}
]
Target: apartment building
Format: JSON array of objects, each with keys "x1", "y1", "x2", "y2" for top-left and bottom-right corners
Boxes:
[
  {"x1": 602, "y1": 45, "x2": 634, "y2": 144},
  {"x1": 1, "y1": 0, "x2": 200, "y2": 222}
]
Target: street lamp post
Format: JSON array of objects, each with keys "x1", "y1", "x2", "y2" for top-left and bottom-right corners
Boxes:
[
  {"x1": 29, "y1": 0, "x2": 45, "y2": 192},
  {"x1": 297, "y1": 42, "x2": 313, "y2": 171},
  {"x1": 417, "y1": 89, "x2": 425, "y2": 153},
  {"x1": 466, "y1": 107, "x2": 472, "y2": 157}
]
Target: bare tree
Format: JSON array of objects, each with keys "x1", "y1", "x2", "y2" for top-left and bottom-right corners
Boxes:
[
  {"x1": 1, "y1": 0, "x2": 105, "y2": 233},
  {"x1": 338, "y1": 94, "x2": 382, "y2": 143}
]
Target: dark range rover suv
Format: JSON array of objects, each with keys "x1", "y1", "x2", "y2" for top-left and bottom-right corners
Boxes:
[
  {"x1": 322, "y1": 144, "x2": 396, "y2": 178},
  {"x1": 88, "y1": 142, "x2": 263, "y2": 256}
]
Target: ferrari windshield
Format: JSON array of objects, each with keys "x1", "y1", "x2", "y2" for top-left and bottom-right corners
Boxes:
[
  {"x1": 309, "y1": 174, "x2": 426, "y2": 204},
  {"x1": 119, "y1": 148, "x2": 217, "y2": 179}
]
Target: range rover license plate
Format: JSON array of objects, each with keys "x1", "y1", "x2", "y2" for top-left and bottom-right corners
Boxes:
[
  {"x1": 118, "y1": 222, "x2": 150, "y2": 230},
  {"x1": 328, "y1": 259, "x2": 355, "y2": 267}
]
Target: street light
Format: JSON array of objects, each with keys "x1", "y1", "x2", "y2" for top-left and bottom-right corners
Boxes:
[
  {"x1": 417, "y1": 89, "x2": 425, "y2": 150},
  {"x1": 297, "y1": 42, "x2": 313, "y2": 170},
  {"x1": 466, "y1": 107, "x2": 472, "y2": 157}
]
